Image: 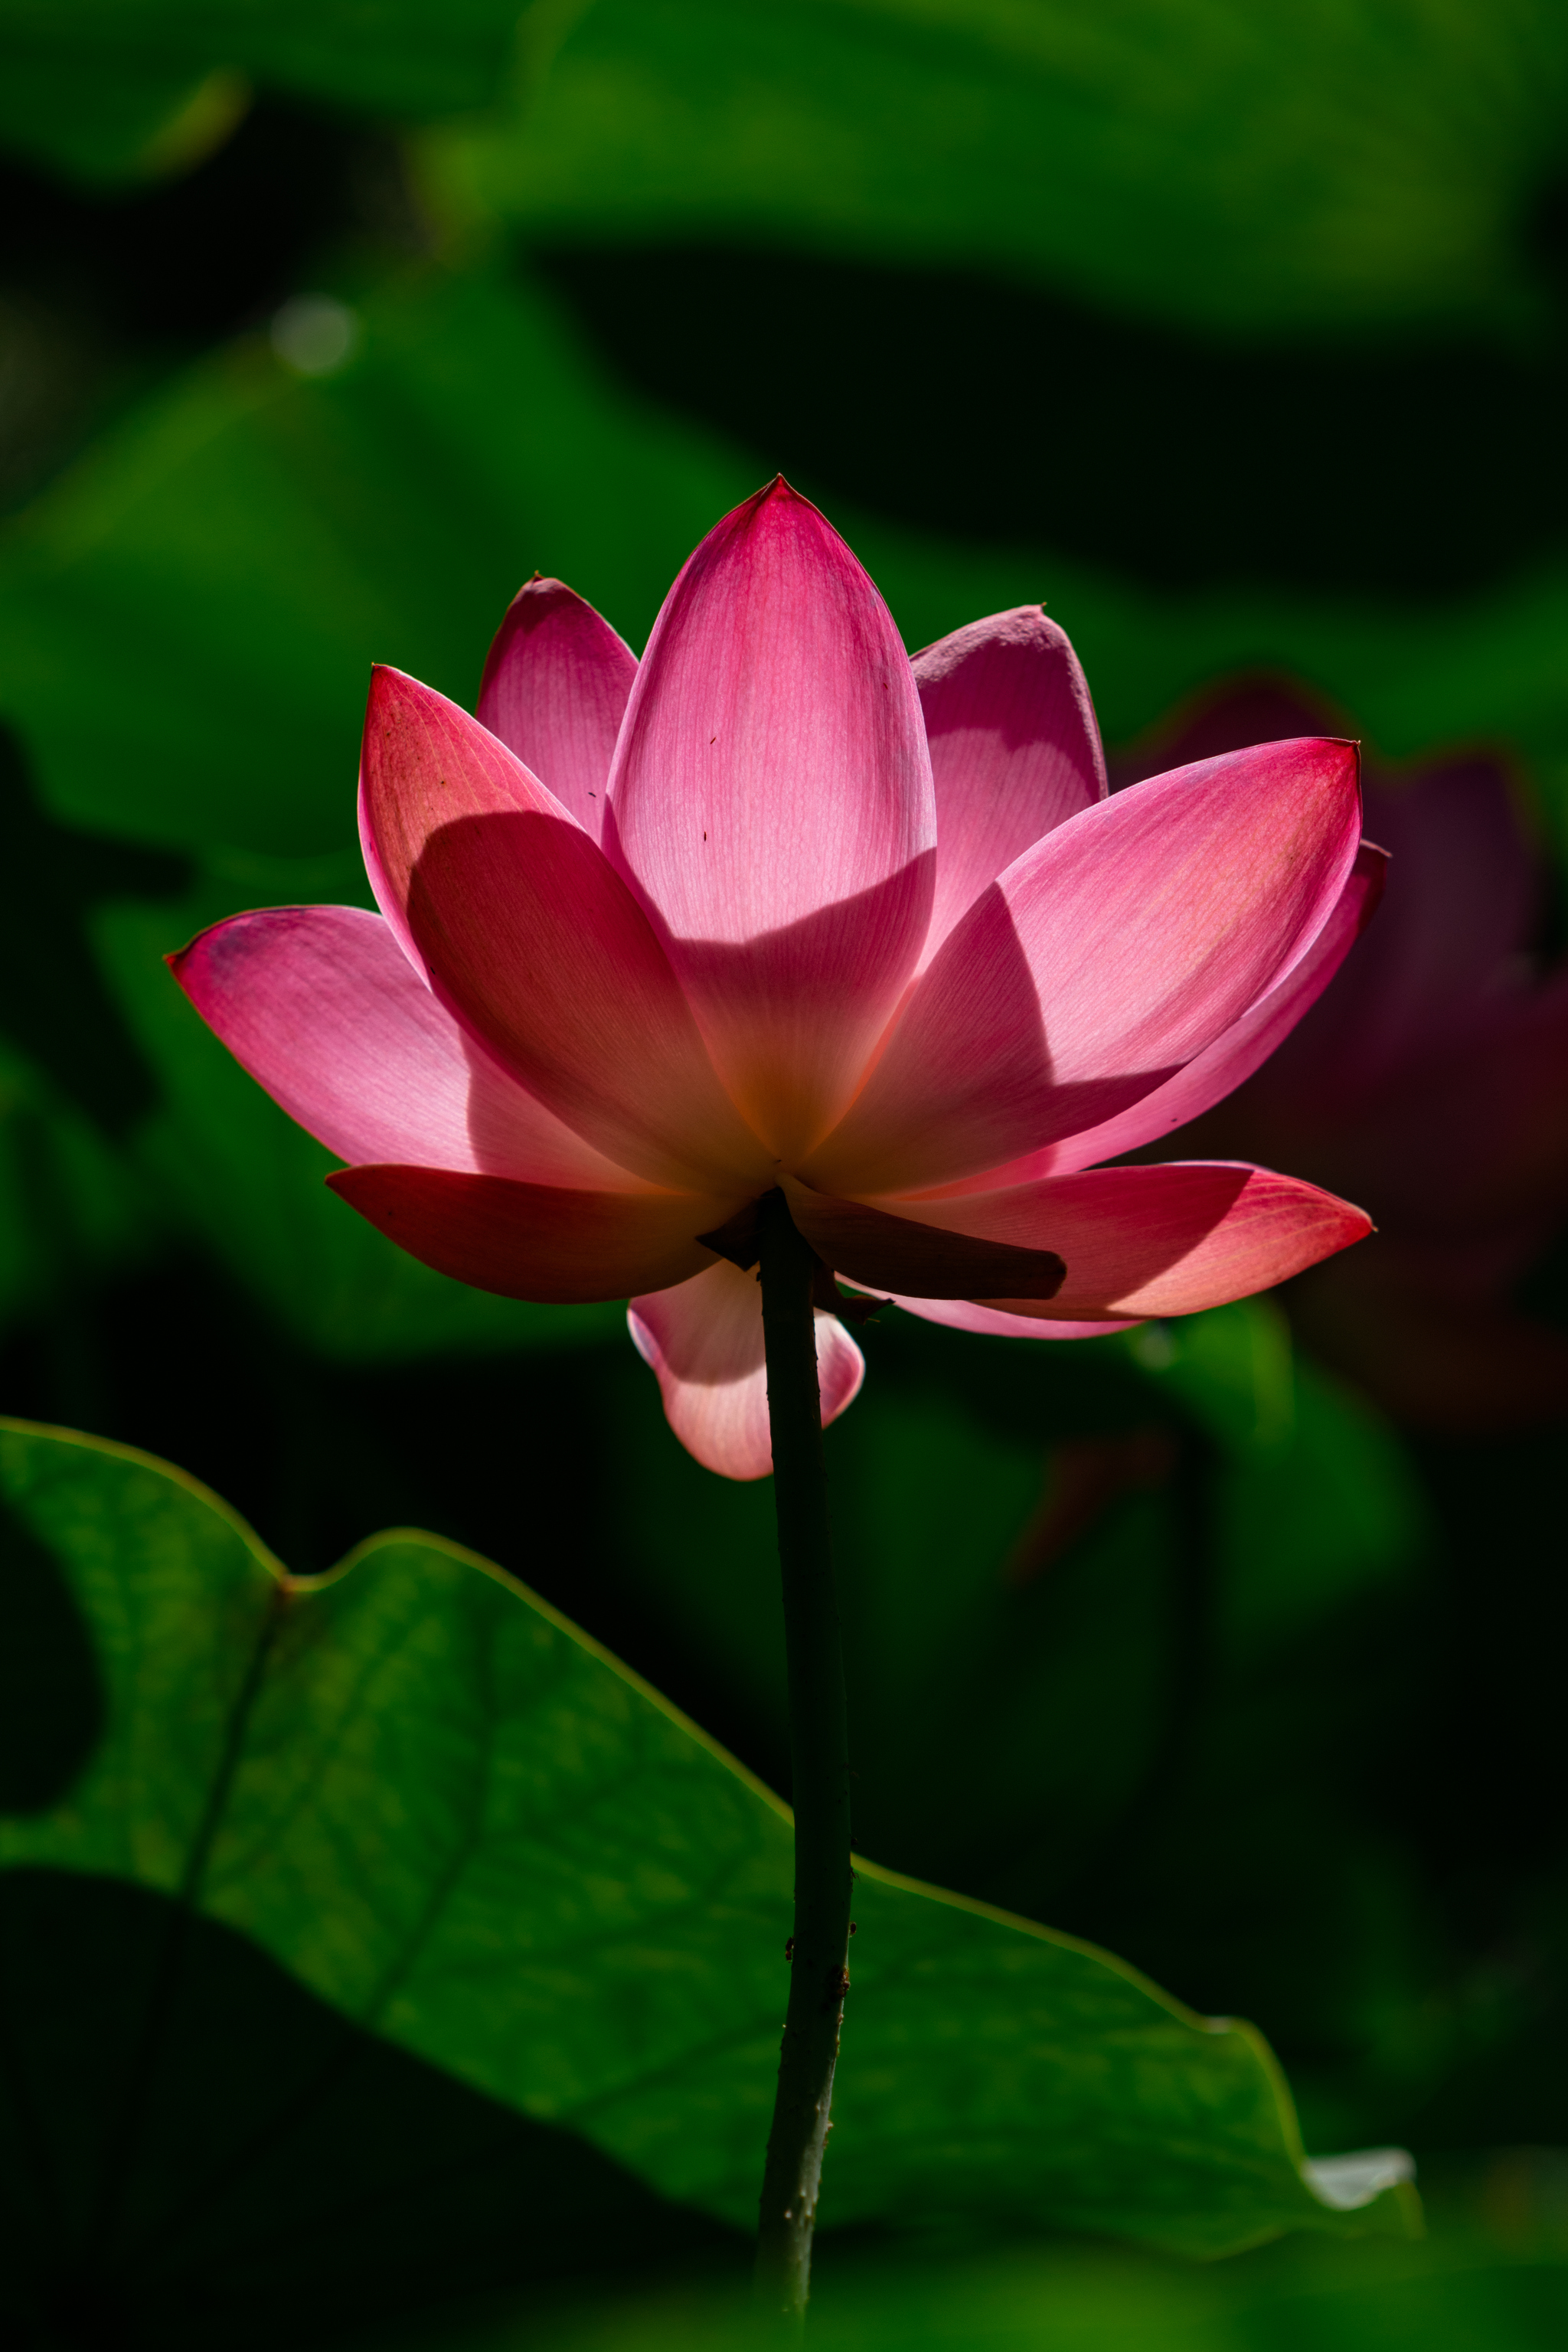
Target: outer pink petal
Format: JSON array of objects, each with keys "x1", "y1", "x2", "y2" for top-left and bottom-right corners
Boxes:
[
  {"x1": 170, "y1": 904, "x2": 642, "y2": 1190},
  {"x1": 358, "y1": 665, "x2": 769, "y2": 1192},
  {"x1": 1116, "y1": 677, "x2": 1537, "y2": 1089},
  {"x1": 328, "y1": 1167, "x2": 745, "y2": 1305},
  {"x1": 914, "y1": 606, "x2": 1106, "y2": 971},
  {"x1": 629, "y1": 1259, "x2": 864, "y2": 1481},
  {"x1": 604, "y1": 479, "x2": 936, "y2": 1160},
  {"x1": 869, "y1": 1161, "x2": 1370, "y2": 1319},
  {"x1": 885, "y1": 1296, "x2": 1136, "y2": 1341},
  {"x1": 949, "y1": 841, "x2": 1387, "y2": 1189},
  {"x1": 476, "y1": 576, "x2": 636, "y2": 843},
  {"x1": 805, "y1": 738, "x2": 1363, "y2": 1196}
]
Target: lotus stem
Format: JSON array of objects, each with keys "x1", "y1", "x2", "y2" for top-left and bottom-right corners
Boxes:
[{"x1": 753, "y1": 1187, "x2": 854, "y2": 2330}]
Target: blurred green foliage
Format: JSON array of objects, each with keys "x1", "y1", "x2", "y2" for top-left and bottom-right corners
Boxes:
[{"x1": 430, "y1": 0, "x2": 1568, "y2": 338}]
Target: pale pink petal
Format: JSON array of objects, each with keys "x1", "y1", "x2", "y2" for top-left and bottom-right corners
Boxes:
[
  {"x1": 886, "y1": 1295, "x2": 1136, "y2": 1341},
  {"x1": 629, "y1": 1259, "x2": 865, "y2": 1481},
  {"x1": 865, "y1": 1161, "x2": 1370, "y2": 1319},
  {"x1": 358, "y1": 666, "x2": 770, "y2": 1192},
  {"x1": 784, "y1": 1179, "x2": 1067, "y2": 1301},
  {"x1": 914, "y1": 606, "x2": 1106, "y2": 970},
  {"x1": 605, "y1": 479, "x2": 936, "y2": 1160},
  {"x1": 476, "y1": 576, "x2": 636, "y2": 843},
  {"x1": 327, "y1": 1167, "x2": 746, "y2": 1305},
  {"x1": 947, "y1": 841, "x2": 1387, "y2": 1188},
  {"x1": 170, "y1": 904, "x2": 642, "y2": 1190},
  {"x1": 805, "y1": 738, "x2": 1363, "y2": 1197}
]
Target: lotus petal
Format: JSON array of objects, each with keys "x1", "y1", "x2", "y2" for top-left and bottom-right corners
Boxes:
[
  {"x1": 358, "y1": 666, "x2": 769, "y2": 1191},
  {"x1": 328, "y1": 1166, "x2": 743, "y2": 1304},
  {"x1": 171, "y1": 903, "x2": 639, "y2": 1189},
  {"x1": 605, "y1": 479, "x2": 936, "y2": 1159},
  {"x1": 629, "y1": 1259, "x2": 864, "y2": 1480},
  {"x1": 806, "y1": 738, "x2": 1363, "y2": 1195},
  {"x1": 477, "y1": 575, "x2": 636, "y2": 841},
  {"x1": 915, "y1": 606, "x2": 1105, "y2": 969}
]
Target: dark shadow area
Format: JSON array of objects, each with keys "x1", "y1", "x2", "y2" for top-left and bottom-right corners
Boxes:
[
  {"x1": 0, "y1": 1495, "x2": 103, "y2": 1814},
  {"x1": 0, "y1": 100, "x2": 424, "y2": 510},
  {"x1": 0, "y1": 105, "x2": 379, "y2": 347},
  {"x1": 0, "y1": 727, "x2": 188, "y2": 1134},
  {"x1": 0, "y1": 1868, "x2": 739, "y2": 2350},
  {"x1": 533, "y1": 242, "x2": 1568, "y2": 599}
]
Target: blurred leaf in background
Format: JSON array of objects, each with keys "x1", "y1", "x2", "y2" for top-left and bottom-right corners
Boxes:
[{"x1": 430, "y1": 0, "x2": 1568, "y2": 340}]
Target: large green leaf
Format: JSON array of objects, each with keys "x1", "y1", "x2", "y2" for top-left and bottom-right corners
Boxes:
[
  {"x1": 429, "y1": 0, "x2": 1568, "y2": 338},
  {"x1": 0, "y1": 1416, "x2": 1417, "y2": 2275}
]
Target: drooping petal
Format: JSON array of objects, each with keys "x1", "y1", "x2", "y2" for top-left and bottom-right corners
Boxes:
[
  {"x1": 783, "y1": 1179, "x2": 1066, "y2": 1301},
  {"x1": 914, "y1": 606, "x2": 1106, "y2": 969},
  {"x1": 949, "y1": 841, "x2": 1387, "y2": 1188},
  {"x1": 863, "y1": 1161, "x2": 1370, "y2": 1319},
  {"x1": 328, "y1": 1167, "x2": 744, "y2": 1304},
  {"x1": 476, "y1": 576, "x2": 636, "y2": 842},
  {"x1": 170, "y1": 903, "x2": 643, "y2": 1189},
  {"x1": 604, "y1": 479, "x2": 936, "y2": 1160},
  {"x1": 358, "y1": 665, "x2": 770, "y2": 1192},
  {"x1": 629, "y1": 1259, "x2": 864, "y2": 1480},
  {"x1": 805, "y1": 738, "x2": 1363, "y2": 1196},
  {"x1": 884, "y1": 1296, "x2": 1137, "y2": 1341}
]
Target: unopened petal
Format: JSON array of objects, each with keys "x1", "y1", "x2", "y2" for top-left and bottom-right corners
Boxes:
[
  {"x1": 880, "y1": 1161, "x2": 1370, "y2": 1320},
  {"x1": 915, "y1": 606, "x2": 1105, "y2": 970},
  {"x1": 606, "y1": 479, "x2": 936, "y2": 1158},
  {"x1": 328, "y1": 1167, "x2": 743, "y2": 1304},
  {"x1": 477, "y1": 576, "x2": 636, "y2": 842},
  {"x1": 170, "y1": 903, "x2": 639, "y2": 1189},
  {"x1": 629, "y1": 1259, "x2": 864, "y2": 1480},
  {"x1": 807, "y1": 737, "x2": 1363, "y2": 1196},
  {"x1": 358, "y1": 665, "x2": 769, "y2": 1191}
]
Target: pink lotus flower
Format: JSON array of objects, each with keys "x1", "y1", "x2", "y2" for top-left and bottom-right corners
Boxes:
[
  {"x1": 1114, "y1": 678, "x2": 1568, "y2": 1429},
  {"x1": 172, "y1": 483, "x2": 1376, "y2": 1478}
]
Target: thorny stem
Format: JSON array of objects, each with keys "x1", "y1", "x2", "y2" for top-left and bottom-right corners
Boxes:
[{"x1": 753, "y1": 1190, "x2": 854, "y2": 2332}]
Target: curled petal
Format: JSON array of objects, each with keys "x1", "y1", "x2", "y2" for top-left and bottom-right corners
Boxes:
[
  {"x1": 606, "y1": 479, "x2": 936, "y2": 1158},
  {"x1": 806, "y1": 737, "x2": 1364, "y2": 1196},
  {"x1": 880, "y1": 1161, "x2": 1370, "y2": 1320},
  {"x1": 477, "y1": 576, "x2": 636, "y2": 842},
  {"x1": 783, "y1": 1178, "x2": 1065, "y2": 1299},
  {"x1": 358, "y1": 666, "x2": 769, "y2": 1191},
  {"x1": 169, "y1": 904, "x2": 639, "y2": 1189},
  {"x1": 915, "y1": 606, "x2": 1106, "y2": 969},
  {"x1": 328, "y1": 1167, "x2": 743, "y2": 1304},
  {"x1": 629, "y1": 1259, "x2": 864, "y2": 1481}
]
